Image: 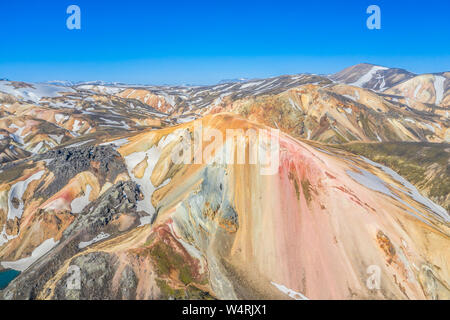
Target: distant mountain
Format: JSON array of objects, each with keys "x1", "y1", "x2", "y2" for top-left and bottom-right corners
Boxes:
[
  {"x1": 46, "y1": 80, "x2": 128, "y2": 87},
  {"x1": 330, "y1": 63, "x2": 415, "y2": 92},
  {"x1": 46, "y1": 80, "x2": 77, "y2": 87}
]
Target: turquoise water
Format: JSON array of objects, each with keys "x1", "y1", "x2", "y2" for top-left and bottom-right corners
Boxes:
[{"x1": 0, "y1": 269, "x2": 20, "y2": 290}]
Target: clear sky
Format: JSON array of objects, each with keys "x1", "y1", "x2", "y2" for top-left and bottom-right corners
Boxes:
[{"x1": 0, "y1": 0, "x2": 449, "y2": 85}]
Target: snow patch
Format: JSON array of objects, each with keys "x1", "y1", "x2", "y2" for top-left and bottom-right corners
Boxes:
[
  {"x1": 30, "y1": 141, "x2": 44, "y2": 154},
  {"x1": 66, "y1": 139, "x2": 95, "y2": 148},
  {"x1": 240, "y1": 80, "x2": 264, "y2": 89},
  {"x1": 0, "y1": 226, "x2": 18, "y2": 246},
  {"x1": 78, "y1": 232, "x2": 110, "y2": 249},
  {"x1": 49, "y1": 134, "x2": 64, "y2": 144},
  {"x1": 99, "y1": 138, "x2": 129, "y2": 148},
  {"x1": 289, "y1": 98, "x2": 301, "y2": 111},
  {"x1": 124, "y1": 132, "x2": 183, "y2": 221},
  {"x1": 72, "y1": 120, "x2": 83, "y2": 132},
  {"x1": 413, "y1": 83, "x2": 422, "y2": 99},
  {"x1": 376, "y1": 133, "x2": 382, "y2": 142},
  {"x1": 346, "y1": 167, "x2": 394, "y2": 198},
  {"x1": 0, "y1": 81, "x2": 75, "y2": 104},
  {"x1": 71, "y1": 185, "x2": 92, "y2": 214},
  {"x1": 10, "y1": 124, "x2": 30, "y2": 144},
  {"x1": 343, "y1": 94, "x2": 357, "y2": 102},
  {"x1": 177, "y1": 115, "x2": 197, "y2": 124},
  {"x1": 433, "y1": 75, "x2": 445, "y2": 105},
  {"x1": 7, "y1": 170, "x2": 45, "y2": 220},
  {"x1": 422, "y1": 123, "x2": 435, "y2": 133},
  {"x1": 124, "y1": 149, "x2": 159, "y2": 217},
  {"x1": 361, "y1": 157, "x2": 449, "y2": 222},
  {"x1": 350, "y1": 66, "x2": 388, "y2": 88},
  {"x1": 271, "y1": 282, "x2": 308, "y2": 300}
]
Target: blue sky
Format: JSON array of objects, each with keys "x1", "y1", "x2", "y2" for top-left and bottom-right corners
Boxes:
[{"x1": 0, "y1": 0, "x2": 449, "y2": 85}]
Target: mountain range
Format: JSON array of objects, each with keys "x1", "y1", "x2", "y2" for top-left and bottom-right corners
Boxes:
[{"x1": 0, "y1": 63, "x2": 448, "y2": 300}]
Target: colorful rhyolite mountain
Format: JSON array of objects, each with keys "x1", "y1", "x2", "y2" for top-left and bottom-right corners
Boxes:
[{"x1": 0, "y1": 64, "x2": 449, "y2": 300}]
